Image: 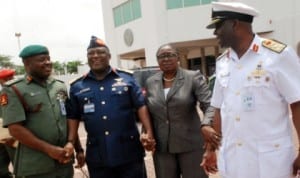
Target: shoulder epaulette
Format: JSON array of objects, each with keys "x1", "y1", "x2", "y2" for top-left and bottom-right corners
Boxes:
[
  {"x1": 208, "y1": 74, "x2": 216, "y2": 81},
  {"x1": 55, "y1": 78, "x2": 64, "y2": 83},
  {"x1": 4, "y1": 78, "x2": 23, "y2": 86},
  {"x1": 69, "y1": 75, "x2": 85, "y2": 85},
  {"x1": 216, "y1": 49, "x2": 229, "y2": 61},
  {"x1": 262, "y1": 39, "x2": 287, "y2": 53},
  {"x1": 116, "y1": 68, "x2": 133, "y2": 75}
]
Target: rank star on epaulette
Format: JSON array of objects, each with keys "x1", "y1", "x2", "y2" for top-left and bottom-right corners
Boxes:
[
  {"x1": 0, "y1": 93, "x2": 8, "y2": 106},
  {"x1": 262, "y1": 39, "x2": 287, "y2": 53}
]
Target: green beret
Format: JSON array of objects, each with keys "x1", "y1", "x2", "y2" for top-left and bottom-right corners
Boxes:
[{"x1": 19, "y1": 45, "x2": 49, "y2": 59}]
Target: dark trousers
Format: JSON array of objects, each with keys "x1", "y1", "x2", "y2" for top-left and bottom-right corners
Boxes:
[
  {"x1": 153, "y1": 150, "x2": 208, "y2": 178},
  {"x1": 87, "y1": 159, "x2": 147, "y2": 178},
  {"x1": 4, "y1": 145, "x2": 15, "y2": 164},
  {"x1": 0, "y1": 143, "x2": 12, "y2": 178}
]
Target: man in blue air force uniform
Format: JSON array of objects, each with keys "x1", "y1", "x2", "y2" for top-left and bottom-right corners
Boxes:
[{"x1": 67, "y1": 36, "x2": 155, "y2": 178}]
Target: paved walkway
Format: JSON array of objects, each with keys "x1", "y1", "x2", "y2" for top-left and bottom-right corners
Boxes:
[
  {"x1": 74, "y1": 118, "x2": 299, "y2": 178},
  {"x1": 10, "y1": 120, "x2": 297, "y2": 178},
  {"x1": 7, "y1": 118, "x2": 298, "y2": 178},
  {"x1": 74, "y1": 153, "x2": 220, "y2": 178}
]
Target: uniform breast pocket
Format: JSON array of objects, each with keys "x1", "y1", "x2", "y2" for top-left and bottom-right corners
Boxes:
[
  {"x1": 86, "y1": 137, "x2": 102, "y2": 164},
  {"x1": 111, "y1": 86, "x2": 131, "y2": 106},
  {"x1": 111, "y1": 85, "x2": 130, "y2": 96},
  {"x1": 24, "y1": 93, "x2": 43, "y2": 113},
  {"x1": 218, "y1": 75, "x2": 229, "y2": 88},
  {"x1": 121, "y1": 130, "x2": 143, "y2": 156},
  {"x1": 257, "y1": 136, "x2": 295, "y2": 178},
  {"x1": 243, "y1": 78, "x2": 271, "y2": 105},
  {"x1": 77, "y1": 91, "x2": 96, "y2": 114}
]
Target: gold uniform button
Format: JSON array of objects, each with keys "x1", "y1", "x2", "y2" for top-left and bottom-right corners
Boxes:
[
  {"x1": 105, "y1": 131, "x2": 109, "y2": 135},
  {"x1": 101, "y1": 101, "x2": 106, "y2": 105},
  {"x1": 100, "y1": 87, "x2": 104, "y2": 91},
  {"x1": 102, "y1": 116, "x2": 107, "y2": 120}
]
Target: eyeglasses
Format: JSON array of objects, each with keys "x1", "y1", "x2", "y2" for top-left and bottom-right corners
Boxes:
[{"x1": 157, "y1": 53, "x2": 178, "y2": 60}]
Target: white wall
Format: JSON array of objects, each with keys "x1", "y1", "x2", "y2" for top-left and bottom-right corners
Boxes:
[{"x1": 102, "y1": 0, "x2": 300, "y2": 68}]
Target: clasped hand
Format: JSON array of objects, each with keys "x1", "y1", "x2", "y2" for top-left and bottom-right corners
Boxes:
[
  {"x1": 140, "y1": 133, "x2": 156, "y2": 153},
  {"x1": 47, "y1": 142, "x2": 74, "y2": 164},
  {"x1": 201, "y1": 125, "x2": 221, "y2": 150},
  {"x1": 200, "y1": 149, "x2": 218, "y2": 175},
  {"x1": 0, "y1": 137, "x2": 17, "y2": 147}
]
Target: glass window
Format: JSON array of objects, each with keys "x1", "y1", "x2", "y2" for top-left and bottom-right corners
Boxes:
[
  {"x1": 166, "y1": 0, "x2": 215, "y2": 9},
  {"x1": 113, "y1": 6, "x2": 123, "y2": 27},
  {"x1": 184, "y1": 0, "x2": 200, "y2": 7},
  {"x1": 123, "y1": 2, "x2": 133, "y2": 23},
  {"x1": 132, "y1": 0, "x2": 142, "y2": 19},
  {"x1": 167, "y1": 0, "x2": 182, "y2": 9},
  {"x1": 113, "y1": 0, "x2": 142, "y2": 27},
  {"x1": 201, "y1": 0, "x2": 212, "y2": 5}
]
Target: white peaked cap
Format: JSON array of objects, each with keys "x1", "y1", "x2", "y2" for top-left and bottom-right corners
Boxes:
[{"x1": 206, "y1": 1, "x2": 259, "y2": 29}]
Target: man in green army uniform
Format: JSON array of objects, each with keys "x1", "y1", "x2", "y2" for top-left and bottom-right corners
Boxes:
[
  {"x1": 0, "y1": 69, "x2": 16, "y2": 178},
  {"x1": 1, "y1": 45, "x2": 74, "y2": 178}
]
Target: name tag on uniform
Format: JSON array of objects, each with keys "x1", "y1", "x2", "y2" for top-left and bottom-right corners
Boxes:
[
  {"x1": 59, "y1": 101, "x2": 67, "y2": 116},
  {"x1": 242, "y1": 92, "x2": 255, "y2": 111},
  {"x1": 84, "y1": 103, "x2": 95, "y2": 113}
]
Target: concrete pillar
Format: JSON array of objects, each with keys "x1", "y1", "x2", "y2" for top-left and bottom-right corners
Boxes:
[
  {"x1": 116, "y1": 55, "x2": 122, "y2": 68},
  {"x1": 178, "y1": 48, "x2": 189, "y2": 69},
  {"x1": 200, "y1": 47, "x2": 207, "y2": 76},
  {"x1": 214, "y1": 46, "x2": 220, "y2": 59}
]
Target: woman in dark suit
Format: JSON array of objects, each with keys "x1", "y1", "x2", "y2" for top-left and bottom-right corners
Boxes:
[{"x1": 145, "y1": 44, "x2": 214, "y2": 178}]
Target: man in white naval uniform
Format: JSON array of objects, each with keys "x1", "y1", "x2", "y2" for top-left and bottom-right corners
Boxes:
[{"x1": 201, "y1": 2, "x2": 300, "y2": 178}]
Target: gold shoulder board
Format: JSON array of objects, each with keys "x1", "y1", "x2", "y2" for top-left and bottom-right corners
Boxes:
[
  {"x1": 55, "y1": 78, "x2": 64, "y2": 83},
  {"x1": 262, "y1": 39, "x2": 287, "y2": 53}
]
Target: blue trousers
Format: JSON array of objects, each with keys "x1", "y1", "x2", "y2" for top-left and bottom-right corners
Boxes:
[{"x1": 87, "y1": 159, "x2": 146, "y2": 178}]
